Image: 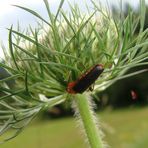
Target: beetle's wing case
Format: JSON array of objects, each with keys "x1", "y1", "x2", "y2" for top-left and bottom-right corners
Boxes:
[{"x1": 67, "y1": 64, "x2": 104, "y2": 94}]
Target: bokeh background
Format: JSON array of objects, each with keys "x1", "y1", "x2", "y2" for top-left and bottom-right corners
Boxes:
[{"x1": 0, "y1": 0, "x2": 148, "y2": 148}]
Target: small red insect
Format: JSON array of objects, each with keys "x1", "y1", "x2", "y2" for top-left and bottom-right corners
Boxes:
[
  {"x1": 130, "y1": 90, "x2": 138, "y2": 100},
  {"x1": 67, "y1": 64, "x2": 104, "y2": 94}
]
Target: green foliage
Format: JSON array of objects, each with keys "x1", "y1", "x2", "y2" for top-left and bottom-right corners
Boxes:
[{"x1": 0, "y1": 0, "x2": 147, "y2": 144}]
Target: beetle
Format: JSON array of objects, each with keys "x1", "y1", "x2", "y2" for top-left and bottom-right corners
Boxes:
[{"x1": 67, "y1": 64, "x2": 104, "y2": 94}]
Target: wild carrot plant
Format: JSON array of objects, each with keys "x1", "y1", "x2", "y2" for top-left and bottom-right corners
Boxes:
[{"x1": 0, "y1": 0, "x2": 148, "y2": 147}]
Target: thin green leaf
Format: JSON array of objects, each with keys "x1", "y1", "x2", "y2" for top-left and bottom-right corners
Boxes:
[
  {"x1": 13, "y1": 5, "x2": 51, "y2": 27},
  {"x1": 9, "y1": 25, "x2": 20, "y2": 70},
  {"x1": 55, "y1": 0, "x2": 65, "y2": 22},
  {"x1": 140, "y1": 0, "x2": 146, "y2": 32}
]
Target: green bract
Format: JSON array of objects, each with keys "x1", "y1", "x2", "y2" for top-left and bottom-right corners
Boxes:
[{"x1": 0, "y1": 0, "x2": 147, "y2": 146}]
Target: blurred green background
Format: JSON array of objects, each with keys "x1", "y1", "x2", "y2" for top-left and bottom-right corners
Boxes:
[
  {"x1": 0, "y1": 2, "x2": 148, "y2": 148},
  {"x1": 0, "y1": 107, "x2": 148, "y2": 148}
]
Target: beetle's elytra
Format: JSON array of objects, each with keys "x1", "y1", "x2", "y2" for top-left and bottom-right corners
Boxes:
[{"x1": 67, "y1": 64, "x2": 104, "y2": 94}]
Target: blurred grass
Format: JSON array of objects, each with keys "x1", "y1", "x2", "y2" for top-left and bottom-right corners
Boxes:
[{"x1": 1, "y1": 107, "x2": 148, "y2": 148}]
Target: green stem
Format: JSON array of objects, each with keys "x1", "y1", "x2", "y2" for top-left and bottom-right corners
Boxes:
[{"x1": 74, "y1": 93, "x2": 103, "y2": 148}]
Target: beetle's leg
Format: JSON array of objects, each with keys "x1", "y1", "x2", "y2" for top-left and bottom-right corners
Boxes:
[{"x1": 89, "y1": 83, "x2": 95, "y2": 91}]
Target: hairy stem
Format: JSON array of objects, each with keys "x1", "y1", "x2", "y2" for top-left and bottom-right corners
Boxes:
[{"x1": 74, "y1": 93, "x2": 103, "y2": 148}]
